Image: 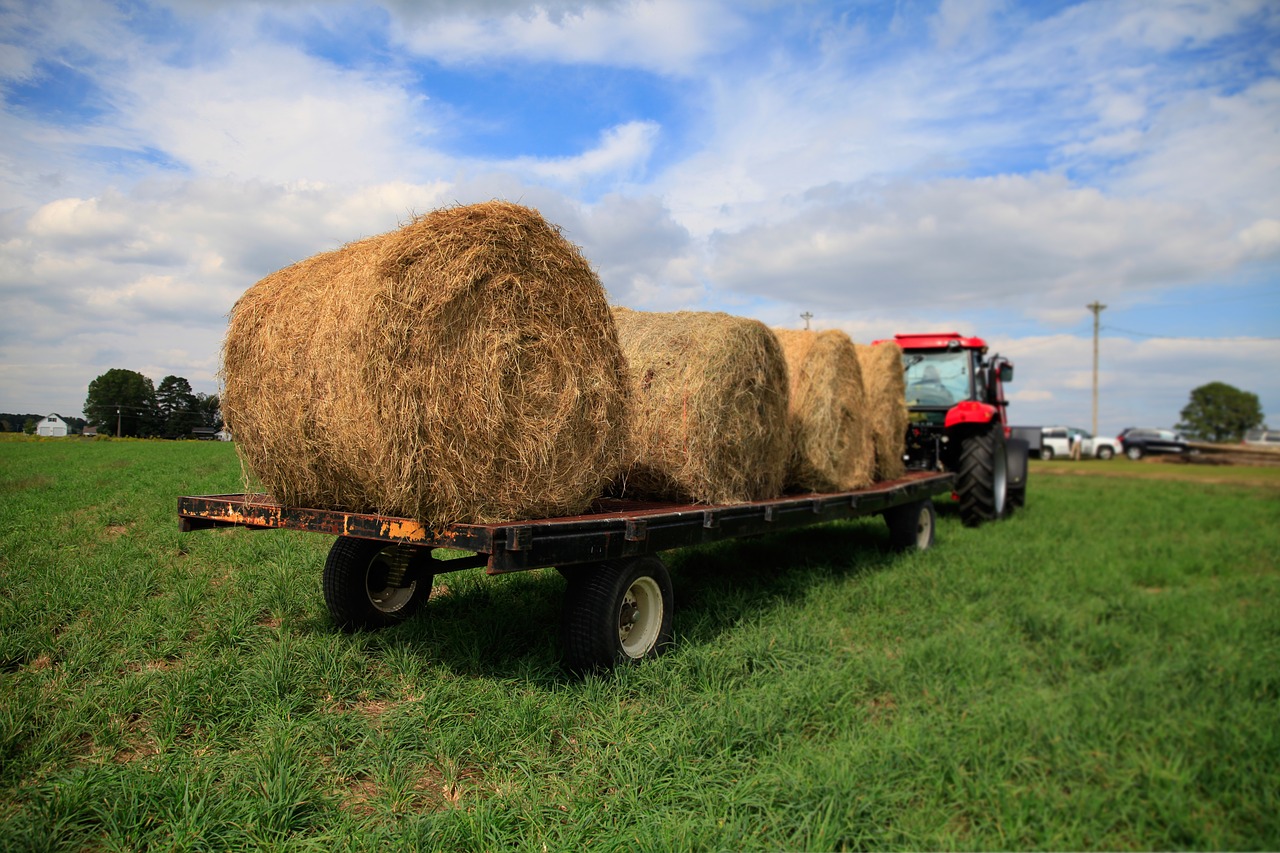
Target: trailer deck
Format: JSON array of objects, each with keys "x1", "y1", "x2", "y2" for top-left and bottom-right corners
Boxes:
[
  {"x1": 178, "y1": 471, "x2": 955, "y2": 669},
  {"x1": 178, "y1": 470, "x2": 954, "y2": 574}
]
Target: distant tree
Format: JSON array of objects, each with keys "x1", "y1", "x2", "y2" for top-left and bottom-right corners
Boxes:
[
  {"x1": 84, "y1": 369, "x2": 158, "y2": 437},
  {"x1": 195, "y1": 392, "x2": 222, "y2": 429},
  {"x1": 23, "y1": 417, "x2": 37, "y2": 435},
  {"x1": 1177, "y1": 382, "x2": 1264, "y2": 443},
  {"x1": 156, "y1": 375, "x2": 202, "y2": 438}
]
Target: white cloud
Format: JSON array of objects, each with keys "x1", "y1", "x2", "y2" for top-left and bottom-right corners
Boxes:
[
  {"x1": 115, "y1": 47, "x2": 446, "y2": 186},
  {"x1": 388, "y1": 0, "x2": 740, "y2": 74},
  {"x1": 706, "y1": 174, "x2": 1243, "y2": 322},
  {"x1": 991, "y1": 333, "x2": 1280, "y2": 434},
  {"x1": 930, "y1": 0, "x2": 1009, "y2": 51},
  {"x1": 502, "y1": 121, "x2": 660, "y2": 185}
]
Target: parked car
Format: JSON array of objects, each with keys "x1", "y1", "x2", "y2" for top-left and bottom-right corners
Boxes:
[
  {"x1": 1040, "y1": 426, "x2": 1120, "y2": 460},
  {"x1": 1243, "y1": 429, "x2": 1280, "y2": 448},
  {"x1": 1116, "y1": 427, "x2": 1189, "y2": 460}
]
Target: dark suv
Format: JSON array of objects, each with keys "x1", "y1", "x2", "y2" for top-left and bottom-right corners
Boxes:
[{"x1": 1117, "y1": 427, "x2": 1189, "y2": 460}]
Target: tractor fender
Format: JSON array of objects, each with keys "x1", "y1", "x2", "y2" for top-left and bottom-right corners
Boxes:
[
  {"x1": 944, "y1": 401, "x2": 999, "y2": 429},
  {"x1": 1006, "y1": 437, "x2": 1029, "y2": 492}
]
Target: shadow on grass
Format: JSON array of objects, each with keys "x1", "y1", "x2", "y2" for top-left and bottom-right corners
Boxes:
[{"x1": 358, "y1": 515, "x2": 910, "y2": 682}]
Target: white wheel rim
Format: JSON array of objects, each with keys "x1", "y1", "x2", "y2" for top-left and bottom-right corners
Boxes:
[
  {"x1": 618, "y1": 576, "x2": 663, "y2": 659},
  {"x1": 915, "y1": 504, "x2": 933, "y2": 548},
  {"x1": 367, "y1": 551, "x2": 416, "y2": 614}
]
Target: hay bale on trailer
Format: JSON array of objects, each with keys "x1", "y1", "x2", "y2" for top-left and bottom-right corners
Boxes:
[
  {"x1": 854, "y1": 341, "x2": 908, "y2": 481},
  {"x1": 610, "y1": 308, "x2": 790, "y2": 504},
  {"x1": 221, "y1": 201, "x2": 628, "y2": 524},
  {"x1": 772, "y1": 328, "x2": 874, "y2": 493}
]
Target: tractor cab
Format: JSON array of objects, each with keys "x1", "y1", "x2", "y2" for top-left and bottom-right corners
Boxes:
[{"x1": 895, "y1": 332, "x2": 1013, "y2": 431}]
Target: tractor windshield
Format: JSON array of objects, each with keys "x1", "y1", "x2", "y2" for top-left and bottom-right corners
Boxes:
[{"x1": 903, "y1": 350, "x2": 973, "y2": 408}]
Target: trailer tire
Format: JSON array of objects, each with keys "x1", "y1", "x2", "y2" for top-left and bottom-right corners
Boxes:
[
  {"x1": 885, "y1": 499, "x2": 936, "y2": 551},
  {"x1": 324, "y1": 537, "x2": 432, "y2": 631},
  {"x1": 956, "y1": 424, "x2": 1008, "y2": 527},
  {"x1": 561, "y1": 556, "x2": 673, "y2": 672}
]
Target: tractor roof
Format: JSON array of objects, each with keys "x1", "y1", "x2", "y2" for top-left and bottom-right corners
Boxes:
[{"x1": 878, "y1": 332, "x2": 989, "y2": 351}]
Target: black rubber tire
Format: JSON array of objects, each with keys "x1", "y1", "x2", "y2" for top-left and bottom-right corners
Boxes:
[
  {"x1": 1041, "y1": 446, "x2": 1054, "y2": 461},
  {"x1": 956, "y1": 424, "x2": 1008, "y2": 527},
  {"x1": 1126, "y1": 446, "x2": 1144, "y2": 460},
  {"x1": 323, "y1": 537, "x2": 433, "y2": 631},
  {"x1": 561, "y1": 556, "x2": 674, "y2": 672},
  {"x1": 885, "y1": 499, "x2": 936, "y2": 551},
  {"x1": 1096, "y1": 445, "x2": 1114, "y2": 460},
  {"x1": 1009, "y1": 484, "x2": 1026, "y2": 509}
]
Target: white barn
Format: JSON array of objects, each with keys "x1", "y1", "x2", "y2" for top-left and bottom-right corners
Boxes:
[{"x1": 36, "y1": 413, "x2": 69, "y2": 437}]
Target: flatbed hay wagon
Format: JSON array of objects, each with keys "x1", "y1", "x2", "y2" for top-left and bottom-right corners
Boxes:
[{"x1": 178, "y1": 470, "x2": 953, "y2": 671}]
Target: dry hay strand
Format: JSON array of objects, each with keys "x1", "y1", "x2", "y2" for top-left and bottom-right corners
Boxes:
[
  {"x1": 772, "y1": 328, "x2": 875, "y2": 492},
  {"x1": 221, "y1": 201, "x2": 627, "y2": 524},
  {"x1": 610, "y1": 307, "x2": 790, "y2": 504},
  {"x1": 854, "y1": 341, "x2": 908, "y2": 481}
]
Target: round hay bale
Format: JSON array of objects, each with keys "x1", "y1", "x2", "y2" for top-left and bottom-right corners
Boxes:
[
  {"x1": 772, "y1": 328, "x2": 874, "y2": 492},
  {"x1": 221, "y1": 201, "x2": 628, "y2": 523},
  {"x1": 610, "y1": 307, "x2": 789, "y2": 504},
  {"x1": 854, "y1": 341, "x2": 908, "y2": 481}
]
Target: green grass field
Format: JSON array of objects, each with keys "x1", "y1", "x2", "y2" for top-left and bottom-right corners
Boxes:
[{"x1": 2, "y1": 437, "x2": 1278, "y2": 850}]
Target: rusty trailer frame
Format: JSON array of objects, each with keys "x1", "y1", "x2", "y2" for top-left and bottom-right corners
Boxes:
[
  {"x1": 177, "y1": 470, "x2": 954, "y2": 575},
  {"x1": 179, "y1": 470, "x2": 955, "y2": 668}
]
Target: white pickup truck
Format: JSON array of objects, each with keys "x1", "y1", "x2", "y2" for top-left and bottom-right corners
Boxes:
[{"x1": 1039, "y1": 426, "x2": 1121, "y2": 460}]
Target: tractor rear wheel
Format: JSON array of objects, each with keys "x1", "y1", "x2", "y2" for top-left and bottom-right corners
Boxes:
[{"x1": 956, "y1": 424, "x2": 1008, "y2": 527}]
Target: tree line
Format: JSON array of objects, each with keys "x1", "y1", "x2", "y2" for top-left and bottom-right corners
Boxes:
[{"x1": 82, "y1": 368, "x2": 222, "y2": 438}]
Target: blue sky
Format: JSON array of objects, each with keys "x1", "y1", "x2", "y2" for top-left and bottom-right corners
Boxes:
[{"x1": 1, "y1": 0, "x2": 1277, "y2": 437}]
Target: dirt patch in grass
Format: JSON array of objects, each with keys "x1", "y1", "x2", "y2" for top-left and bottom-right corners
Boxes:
[
  {"x1": 339, "y1": 774, "x2": 380, "y2": 817},
  {"x1": 0, "y1": 474, "x2": 54, "y2": 494}
]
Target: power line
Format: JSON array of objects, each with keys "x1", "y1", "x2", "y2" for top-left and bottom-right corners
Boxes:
[{"x1": 1102, "y1": 325, "x2": 1280, "y2": 342}]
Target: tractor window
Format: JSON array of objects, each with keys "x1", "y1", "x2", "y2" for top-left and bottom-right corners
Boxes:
[{"x1": 903, "y1": 351, "x2": 971, "y2": 407}]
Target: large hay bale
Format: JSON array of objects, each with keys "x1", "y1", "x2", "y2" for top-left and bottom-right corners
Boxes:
[
  {"x1": 854, "y1": 341, "x2": 908, "y2": 481},
  {"x1": 221, "y1": 201, "x2": 628, "y2": 523},
  {"x1": 610, "y1": 308, "x2": 789, "y2": 504},
  {"x1": 772, "y1": 328, "x2": 874, "y2": 492}
]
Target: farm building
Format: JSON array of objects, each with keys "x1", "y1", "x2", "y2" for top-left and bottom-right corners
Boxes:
[{"x1": 36, "y1": 414, "x2": 69, "y2": 437}]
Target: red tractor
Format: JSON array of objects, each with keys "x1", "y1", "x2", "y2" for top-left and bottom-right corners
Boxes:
[{"x1": 880, "y1": 332, "x2": 1029, "y2": 526}]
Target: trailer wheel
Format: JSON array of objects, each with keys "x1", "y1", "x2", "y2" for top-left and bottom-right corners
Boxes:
[
  {"x1": 323, "y1": 537, "x2": 432, "y2": 631},
  {"x1": 885, "y1": 499, "x2": 936, "y2": 551},
  {"x1": 561, "y1": 556, "x2": 673, "y2": 672},
  {"x1": 956, "y1": 423, "x2": 1008, "y2": 527}
]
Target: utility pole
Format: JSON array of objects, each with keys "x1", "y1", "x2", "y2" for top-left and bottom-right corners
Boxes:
[
  {"x1": 801, "y1": 311, "x2": 813, "y2": 330},
  {"x1": 1087, "y1": 302, "x2": 1106, "y2": 437}
]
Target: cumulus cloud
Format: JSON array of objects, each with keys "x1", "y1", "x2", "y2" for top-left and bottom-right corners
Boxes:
[
  {"x1": 989, "y1": 333, "x2": 1280, "y2": 434},
  {"x1": 386, "y1": 0, "x2": 741, "y2": 74},
  {"x1": 501, "y1": 121, "x2": 660, "y2": 185},
  {"x1": 707, "y1": 174, "x2": 1243, "y2": 321}
]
